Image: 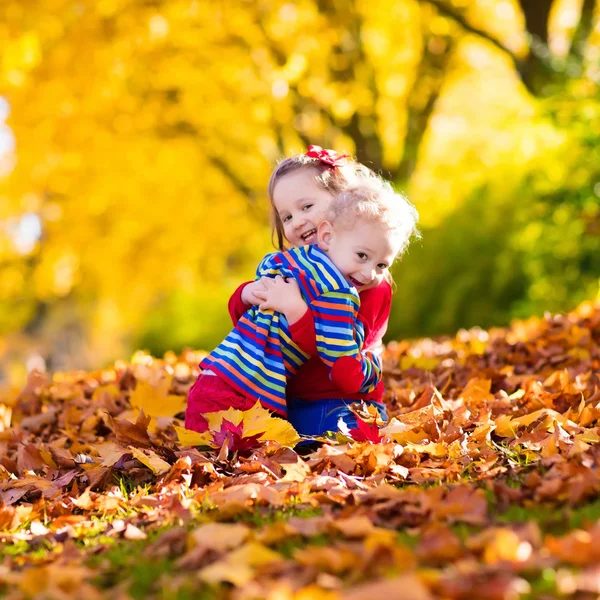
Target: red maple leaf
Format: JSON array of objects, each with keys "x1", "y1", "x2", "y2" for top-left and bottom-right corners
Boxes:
[
  {"x1": 212, "y1": 419, "x2": 265, "y2": 453},
  {"x1": 348, "y1": 417, "x2": 383, "y2": 443}
]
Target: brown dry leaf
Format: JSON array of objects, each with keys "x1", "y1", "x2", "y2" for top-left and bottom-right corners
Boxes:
[
  {"x1": 433, "y1": 485, "x2": 488, "y2": 525},
  {"x1": 189, "y1": 522, "x2": 250, "y2": 552},
  {"x1": 71, "y1": 486, "x2": 94, "y2": 510},
  {"x1": 107, "y1": 411, "x2": 152, "y2": 447},
  {"x1": 341, "y1": 573, "x2": 433, "y2": 600},
  {"x1": 95, "y1": 442, "x2": 130, "y2": 467},
  {"x1": 332, "y1": 516, "x2": 377, "y2": 538},
  {"x1": 417, "y1": 524, "x2": 462, "y2": 563},
  {"x1": 17, "y1": 444, "x2": 47, "y2": 473},
  {"x1": 18, "y1": 563, "x2": 104, "y2": 600},
  {"x1": 545, "y1": 525, "x2": 600, "y2": 566},
  {"x1": 3, "y1": 302, "x2": 600, "y2": 599},
  {"x1": 294, "y1": 544, "x2": 362, "y2": 574}
]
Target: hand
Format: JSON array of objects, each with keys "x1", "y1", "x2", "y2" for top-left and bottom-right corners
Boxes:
[
  {"x1": 240, "y1": 279, "x2": 267, "y2": 306},
  {"x1": 255, "y1": 276, "x2": 308, "y2": 325}
]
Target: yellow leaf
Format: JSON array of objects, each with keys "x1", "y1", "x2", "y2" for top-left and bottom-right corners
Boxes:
[
  {"x1": 240, "y1": 402, "x2": 274, "y2": 436},
  {"x1": 483, "y1": 529, "x2": 532, "y2": 564},
  {"x1": 128, "y1": 447, "x2": 171, "y2": 475},
  {"x1": 576, "y1": 429, "x2": 600, "y2": 444},
  {"x1": 129, "y1": 377, "x2": 186, "y2": 421},
  {"x1": 510, "y1": 408, "x2": 574, "y2": 433},
  {"x1": 0, "y1": 404, "x2": 13, "y2": 432},
  {"x1": 91, "y1": 383, "x2": 121, "y2": 405},
  {"x1": 494, "y1": 414, "x2": 516, "y2": 437},
  {"x1": 241, "y1": 402, "x2": 299, "y2": 446},
  {"x1": 258, "y1": 417, "x2": 300, "y2": 447},
  {"x1": 174, "y1": 425, "x2": 213, "y2": 447},
  {"x1": 460, "y1": 378, "x2": 494, "y2": 405},
  {"x1": 205, "y1": 407, "x2": 245, "y2": 429},
  {"x1": 198, "y1": 542, "x2": 282, "y2": 586},
  {"x1": 400, "y1": 356, "x2": 440, "y2": 371},
  {"x1": 406, "y1": 442, "x2": 447, "y2": 457}
]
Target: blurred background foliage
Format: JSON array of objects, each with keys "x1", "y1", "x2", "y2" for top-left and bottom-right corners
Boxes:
[{"x1": 0, "y1": 0, "x2": 599, "y2": 388}]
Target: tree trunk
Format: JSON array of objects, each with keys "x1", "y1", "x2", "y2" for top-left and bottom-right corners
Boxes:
[{"x1": 517, "y1": 0, "x2": 555, "y2": 93}]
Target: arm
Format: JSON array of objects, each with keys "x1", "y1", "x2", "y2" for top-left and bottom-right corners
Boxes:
[
  {"x1": 288, "y1": 308, "x2": 317, "y2": 357},
  {"x1": 310, "y1": 291, "x2": 382, "y2": 394},
  {"x1": 228, "y1": 282, "x2": 252, "y2": 325},
  {"x1": 357, "y1": 280, "x2": 392, "y2": 350}
]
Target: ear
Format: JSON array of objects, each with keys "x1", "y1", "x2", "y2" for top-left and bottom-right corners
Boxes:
[{"x1": 317, "y1": 220, "x2": 334, "y2": 250}]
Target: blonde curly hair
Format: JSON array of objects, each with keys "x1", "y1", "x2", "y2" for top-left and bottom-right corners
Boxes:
[{"x1": 327, "y1": 177, "x2": 420, "y2": 260}]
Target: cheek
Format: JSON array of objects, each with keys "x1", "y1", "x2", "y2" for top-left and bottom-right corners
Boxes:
[{"x1": 310, "y1": 206, "x2": 328, "y2": 226}]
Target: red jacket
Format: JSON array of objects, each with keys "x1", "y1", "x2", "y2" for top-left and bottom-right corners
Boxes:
[{"x1": 228, "y1": 280, "x2": 391, "y2": 402}]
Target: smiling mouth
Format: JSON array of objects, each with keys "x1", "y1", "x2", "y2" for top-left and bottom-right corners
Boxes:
[
  {"x1": 301, "y1": 229, "x2": 317, "y2": 242},
  {"x1": 348, "y1": 276, "x2": 364, "y2": 287}
]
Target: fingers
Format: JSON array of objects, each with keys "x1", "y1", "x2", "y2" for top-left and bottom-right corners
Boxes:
[{"x1": 260, "y1": 276, "x2": 276, "y2": 288}]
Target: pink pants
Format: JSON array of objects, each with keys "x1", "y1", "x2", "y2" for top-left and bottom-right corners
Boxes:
[{"x1": 185, "y1": 372, "x2": 257, "y2": 432}]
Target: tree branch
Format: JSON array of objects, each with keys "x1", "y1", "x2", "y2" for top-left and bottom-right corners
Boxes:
[
  {"x1": 419, "y1": 0, "x2": 524, "y2": 73},
  {"x1": 568, "y1": 0, "x2": 597, "y2": 61}
]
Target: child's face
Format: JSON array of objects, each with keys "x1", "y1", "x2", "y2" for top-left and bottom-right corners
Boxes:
[
  {"x1": 272, "y1": 170, "x2": 333, "y2": 247},
  {"x1": 317, "y1": 218, "x2": 400, "y2": 291}
]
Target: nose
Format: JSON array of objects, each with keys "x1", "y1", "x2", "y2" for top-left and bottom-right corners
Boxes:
[
  {"x1": 294, "y1": 215, "x2": 307, "y2": 230},
  {"x1": 363, "y1": 266, "x2": 376, "y2": 282}
]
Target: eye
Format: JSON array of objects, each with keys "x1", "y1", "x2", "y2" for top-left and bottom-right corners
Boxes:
[
  {"x1": 357, "y1": 252, "x2": 367, "y2": 260},
  {"x1": 281, "y1": 215, "x2": 291, "y2": 223},
  {"x1": 377, "y1": 263, "x2": 388, "y2": 270},
  {"x1": 302, "y1": 203, "x2": 313, "y2": 211}
]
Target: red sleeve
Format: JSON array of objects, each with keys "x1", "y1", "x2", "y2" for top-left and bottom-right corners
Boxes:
[
  {"x1": 228, "y1": 281, "x2": 252, "y2": 325},
  {"x1": 330, "y1": 356, "x2": 366, "y2": 393},
  {"x1": 289, "y1": 308, "x2": 317, "y2": 357},
  {"x1": 357, "y1": 280, "x2": 392, "y2": 349}
]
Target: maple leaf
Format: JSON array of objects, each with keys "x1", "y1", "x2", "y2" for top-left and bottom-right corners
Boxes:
[
  {"x1": 212, "y1": 419, "x2": 264, "y2": 453},
  {"x1": 242, "y1": 402, "x2": 300, "y2": 447},
  {"x1": 128, "y1": 376, "x2": 186, "y2": 430},
  {"x1": 176, "y1": 403, "x2": 300, "y2": 451},
  {"x1": 339, "y1": 416, "x2": 384, "y2": 443},
  {"x1": 173, "y1": 426, "x2": 214, "y2": 447}
]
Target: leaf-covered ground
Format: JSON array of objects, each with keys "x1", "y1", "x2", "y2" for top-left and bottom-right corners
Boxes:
[{"x1": 1, "y1": 301, "x2": 600, "y2": 599}]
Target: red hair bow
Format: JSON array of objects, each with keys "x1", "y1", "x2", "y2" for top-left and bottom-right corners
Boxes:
[{"x1": 305, "y1": 144, "x2": 350, "y2": 167}]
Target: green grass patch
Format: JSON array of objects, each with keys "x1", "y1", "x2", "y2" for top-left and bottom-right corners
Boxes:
[{"x1": 496, "y1": 495, "x2": 600, "y2": 535}]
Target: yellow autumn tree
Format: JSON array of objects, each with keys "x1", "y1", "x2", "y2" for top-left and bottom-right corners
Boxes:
[{"x1": 0, "y1": 0, "x2": 598, "y2": 386}]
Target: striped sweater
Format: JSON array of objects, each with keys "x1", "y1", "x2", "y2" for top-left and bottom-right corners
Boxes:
[{"x1": 200, "y1": 245, "x2": 382, "y2": 417}]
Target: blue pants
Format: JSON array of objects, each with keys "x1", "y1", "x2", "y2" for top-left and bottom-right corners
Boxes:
[{"x1": 287, "y1": 398, "x2": 388, "y2": 436}]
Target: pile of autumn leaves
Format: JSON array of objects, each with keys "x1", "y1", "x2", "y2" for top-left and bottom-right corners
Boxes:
[{"x1": 1, "y1": 301, "x2": 600, "y2": 599}]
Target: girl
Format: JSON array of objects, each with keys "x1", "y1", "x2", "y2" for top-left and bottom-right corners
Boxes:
[
  {"x1": 226, "y1": 147, "x2": 419, "y2": 436},
  {"x1": 186, "y1": 149, "x2": 416, "y2": 433}
]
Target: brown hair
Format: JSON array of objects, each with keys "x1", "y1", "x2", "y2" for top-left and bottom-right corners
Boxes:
[{"x1": 267, "y1": 153, "x2": 360, "y2": 251}]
